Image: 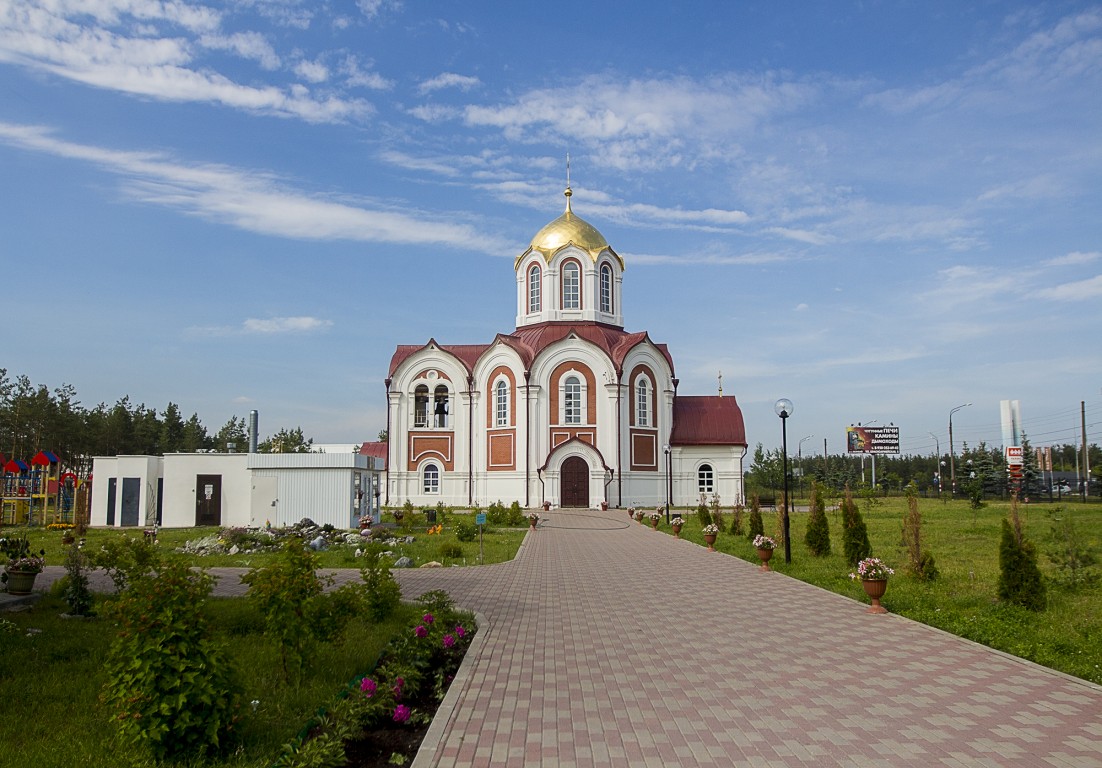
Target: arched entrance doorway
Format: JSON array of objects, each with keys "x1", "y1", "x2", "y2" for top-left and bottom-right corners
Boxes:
[{"x1": 560, "y1": 456, "x2": 590, "y2": 508}]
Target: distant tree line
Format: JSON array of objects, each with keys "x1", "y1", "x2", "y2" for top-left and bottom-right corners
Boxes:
[
  {"x1": 0, "y1": 370, "x2": 314, "y2": 477},
  {"x1": 746, "y1": 435, "x2": 1100, "y2": 500}
]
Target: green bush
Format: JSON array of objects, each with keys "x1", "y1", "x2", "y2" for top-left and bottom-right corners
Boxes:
[
  {"x1": 840, "y1": 486, "x2": 872, "y2": 567},
  {"x1": 804, "y1": 482, "x2": 831, "y2": 556},
  {"x1": 902, "y1": 482, "x2": 938, "y2": 580},
  {"x1": 508, "y1": 501, "x2": 525, "y2": 526},
  {"x1": 62, "y1": 541, "x2": 95, "y2": 616},
  {"x1": 695, "y1": 500, "x2": 712, "y2": 527},
  {"x1": 747, "y1": 495, "x2": 764, "y2": 541},
  {"x1": 438, "y1": 542, "x2": 464, "y2": 560},
  {"x1": 359, "y1": 550, "x2": 402, "y2": 622},
  {"x1": 729, "y1": 504, "x2": 745, "y2": 536},
  {"x1": 242, "y1": 537, "x2": 358, "y2": 680},
  {"x1": 455, "y1": 520, "x2": 478, "y2": 542},
  {"x1": 998, "y1": 501, "x2": 1047, "y2": 611},
  {"x1": 103, "y1": 559, "x2": 240, "y2": 761},
  {"x1": 88, "y1": 534, "x2": 162, "y2": 592},
  {"x1": 487, "y1": 500, "x2": 508, "y2": 526}
]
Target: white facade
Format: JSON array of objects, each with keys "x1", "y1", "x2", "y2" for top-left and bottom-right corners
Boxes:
[
  {"x1": 385, "y1": 189, "x2": 747, "y2": 510},
  {"x1": 91, "y1": 452, "x2": 383, "y2": 530}
]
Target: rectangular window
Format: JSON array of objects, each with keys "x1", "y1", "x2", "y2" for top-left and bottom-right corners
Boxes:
[
  {"x1": 529, "y1": 267, "x2": 541, "y2": 313},
  {"x1": 496, "y1": 382, "x2": 509, "y2": 427},
  {"x1": 565, "y1": 379, "x2": 582, "y2": 424},
  {"x1": 562, "y1": 263, "x2": 580, "y2": 309}
]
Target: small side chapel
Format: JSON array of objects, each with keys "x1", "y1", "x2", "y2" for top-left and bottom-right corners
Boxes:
[{"x1": 384, "y1": 186, "x2": 747, "y2": 510}]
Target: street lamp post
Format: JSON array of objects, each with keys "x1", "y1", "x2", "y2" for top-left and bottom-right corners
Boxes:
[
  {"x1": 928, "y1": 431, "x2": 941, "y2": 496},
  {"x1": 664, "y1": 444, "x2": 672, "y2": 524},
  {"x1": 948, "y1": 403, "x2": 972, "y2": 497},
  {"x1": 774, "y1": 399, "x2": 794, "y2": 564}
]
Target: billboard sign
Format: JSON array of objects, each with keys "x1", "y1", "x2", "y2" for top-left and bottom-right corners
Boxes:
[
  {"x1": 1005, "y1": 446, "x2": 1023, "y2": 466},
  {"x1": 846, "y1": 426, "x2": 900, "y2": 455}
]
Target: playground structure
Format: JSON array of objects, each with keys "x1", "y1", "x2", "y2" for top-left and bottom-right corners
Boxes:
[{"x1": 1, "y1": 450, "x2": 91, "y2": 526}]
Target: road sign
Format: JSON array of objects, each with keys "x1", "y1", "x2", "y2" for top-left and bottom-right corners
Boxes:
[{"x1": 476, "y1": 513, "x2": 486, "y2": 526}]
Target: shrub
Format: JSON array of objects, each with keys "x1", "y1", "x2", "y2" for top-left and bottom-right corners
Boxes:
[
  {"x1": 62, "y1": 541, "x2": 95, "y2": 616},
  {"x1": 508, "y1": 501, "x2": 525, "y2": 526},
  {"x1": 438, "y1": 542, "x2": 464, "y2": 560},
  {"x1": 1046, "y1": 507, "x2": 1099, "y2": 589},
  {"x1": 902, "y1": 482, "x2": 938, "y2": 580},
  {"x1": 435, "y1": 501, "x2": 450, "y2": 526},
  {"x1": 997, "y1": 497, "x2": 1047, "y2": 611},
  {"x1": 455, "y1": 520, "x2": 478, "y2": 542},
  {"x1": 359, "y1": 550, "x2": 402, "y2": 622},
  {"x1": 242, "y1": 537, "x2": 352, "y2": 680},
  {"x1": 695, "y1": 499, "x2": 712, "y2": 527},
  {"x1": 747, "y1": 495, "x2": 764, "y2": 541},
  {"x1": 840, "y1": 486, "x2": 872, "y2": 568},
  {"x1": 804, "y1": 482, "x2": 831, "y2": 556},
  {"x1": 729, "y1": 503, "x2": 745, "y2": 536},
  {"x1": 486, "y1": 500, "x2": 509, "y2": 526},
  {"x1": 103, "y1": 559, "x2": 240, "y2": 761},
  {"x1": 89, "y1": 533, "x2": 162, "y2": 592}
]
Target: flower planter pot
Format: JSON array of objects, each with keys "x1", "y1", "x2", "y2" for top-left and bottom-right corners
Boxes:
[
  {"x1": 672, "y1": 524, "x2": 683, "y2": 539},
  {"x1": 757, "y1": 547, "x2": 774, "y2": 571},
  {"x1": 600, "y1": 501, "x2": 608, "y2": 511},
  {"x1": 703, "y1": 533, "x2": 717, "y2": 551},
  {"x1": 861, "y1": 578, "x2": 889, "y2": 614},
  {"x1": 4, "y1": 570, "x2": 39, "y2": 596},
  {"x1": 650, "y1": 519, "x2": 660, "y2": 530},
  {"x1": 542, "y1": 502, "x2": 550, "y2": 511}
]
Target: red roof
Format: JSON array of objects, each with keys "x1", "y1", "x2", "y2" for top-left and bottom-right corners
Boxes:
[
  {"x1": 358, "y1": 441, "x2": 388, "y2": 469},
  {"x1": 670, "y1": 396, "x2": 747, "y2": 446},
  {"x1": 388, "y1": 322, "x2": 674, "y2": 379}
]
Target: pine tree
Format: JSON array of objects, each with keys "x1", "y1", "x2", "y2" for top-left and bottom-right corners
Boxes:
[
  {"x1": 840, "y1": 485, "x2": 871, "y2": 567},
  {"x1": 747, "y1": 495, "x2": 764, "y2": 540},
  {"x1": 997, "y1": 496, "x2": 1047, "y2": 611},
  {"x1": 804, "y1": 481, "x2": 831, "y2": 556},
  {"x1": 902, "y1": 482, "x2": 938, "y2": 580}
]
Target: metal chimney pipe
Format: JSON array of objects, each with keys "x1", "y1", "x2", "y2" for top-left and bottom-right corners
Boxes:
[{"x1": 249, "y1": 410, "x2": 259, "y2": 453}]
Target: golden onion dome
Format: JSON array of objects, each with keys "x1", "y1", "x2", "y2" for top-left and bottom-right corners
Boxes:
[{"x1": 515, "y1": 187, "x2": 623, "y2": 270}]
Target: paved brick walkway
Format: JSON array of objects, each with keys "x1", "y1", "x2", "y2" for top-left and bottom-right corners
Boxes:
[{"x1": 16, "y1": 509, "x2": 1102, "y2": 767}]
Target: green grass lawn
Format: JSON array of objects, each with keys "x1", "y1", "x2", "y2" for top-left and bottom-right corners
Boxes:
[
  {"x1": 672, "y1": 496, "x2": 1102, "y2": 684},
  {"x1": 0, "y1": 594, "x2": 421, "y2": 767}
]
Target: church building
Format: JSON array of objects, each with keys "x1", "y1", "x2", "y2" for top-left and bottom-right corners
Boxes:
[{"x1": 384, "y1": 187, "x2": 747, "y2": 510}]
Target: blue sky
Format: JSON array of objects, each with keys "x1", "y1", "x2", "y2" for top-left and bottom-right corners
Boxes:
[{"x1": 1, "y1": 0, "x2": 1099, "y2": 459}]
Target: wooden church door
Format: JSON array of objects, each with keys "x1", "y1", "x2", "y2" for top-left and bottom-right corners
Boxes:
[{"x1": 560, "y1": 456, "x2": 590, "y2": 508}]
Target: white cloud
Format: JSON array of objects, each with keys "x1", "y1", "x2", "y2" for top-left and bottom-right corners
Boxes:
[
  {"x1": 1036, "y1": 274, "x2": 1102, "y2": 301},
  {"x1": 0, "y1": 0, "x2": 366, "y2": 123},
  {"x1": 294, "y1": 58, "x2": 329, "y2": 84},
  {"x1": 244, "y1": 317, "x2": 333, "y2": 333},
  {"x1": 0, "y1": 122, "x2": 503, "y2": 249},
  {"x1": 200, "y1": 31, "x2": 280, "y2": 69},
  {"x1": 1043, "y1": 251, "x2": 1100, "y2": 267},
  {"x1": 418, "y1": 72, "x2": 480, "y2": 94}
]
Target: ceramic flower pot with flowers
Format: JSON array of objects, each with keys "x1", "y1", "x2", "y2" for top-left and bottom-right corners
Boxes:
[
  {"x1": 2, "y1": 533, "x2": 46, "y2": 595},
  {"x1": 702, "y1": 523, "x2": 719, "y2": 551},
  {"x1": 649, "y1": 511, "x2": 662, "y2": 530},
  {"x1": 753, "y1": 534, "x2": 776, "y2": 571},
  {"x1": 670, "y1": 516, "x2": 685, "y2": 539},
  {"x1": 527, "y1": 513, "x2": 540, "y2": 530},
  {"x1": 850, "y1": 557, "x2": 895, "y2": 614}
]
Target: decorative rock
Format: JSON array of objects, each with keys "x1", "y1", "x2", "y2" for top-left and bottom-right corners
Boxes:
[
  {"x1": 420, "y1": 561, "x2": 443, "y2": 568},
  {"x1": 309, "y1": 535, "x2": 328, "y2": 551},
  {"x1": 393, "y1": 556, "x2": 414, "y2": 568},
  {"x1": 228, "y1": 545, "x2": 240, "y2": 555}
]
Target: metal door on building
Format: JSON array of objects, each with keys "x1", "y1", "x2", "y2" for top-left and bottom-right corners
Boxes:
[
  {"x1": 121, "y1": 477, "x2": 140, "y2": 527},
  {"x1": 106, "y1": 477, "x2": 117, "y2": 526},
  {"x1": 560, "y1": 456, "x2": 590, "y2": 508},
  {"x1": 195, "y1": 474, "x2": 222, "y2": 527}
]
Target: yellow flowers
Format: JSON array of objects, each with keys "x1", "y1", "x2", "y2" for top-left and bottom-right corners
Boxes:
[{"x1": 427, "y1": 525, "x2": 443, "y2": 535}]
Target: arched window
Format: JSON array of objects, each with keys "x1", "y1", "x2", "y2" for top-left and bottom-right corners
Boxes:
[
  {"x1": 495, "y1": 379, "x2": 509, "y2": 427},
  {"x1": 562, "y1": 261, "x2": 580, "y2": 309},
  {"x1": 564, "y1": 375, "x2": 582, "y2": 424},
  {"x1": 433, "y1": 385, "x2": 449, "y2": 428},
  {"x1": 600, "y1": 264, "x2": 613, "y2": 314},
  {"x1": 698, "y1": 464, "x2": 714, "y2": 494},
  {"x1": 635, "y1": 376, "x2": 651, "y2": 427},
  {"x1": 528, "y1": 265, "x2": 541, "y2": 313},
  {"x1": 414, "y1": 385, "x2": 429, "y2": 427},
  {"x1": 423, "y1": 463, "x2": 440, "y2": 494}
]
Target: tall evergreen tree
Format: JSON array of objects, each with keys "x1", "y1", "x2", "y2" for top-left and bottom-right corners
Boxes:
[
  {"x1": 160, "y1": 402, "x2": 186, "y2": 454},
  {"x1": 804, "y1": 481, "x2": 831, "y2": 556},
  {"x1": 840, "y1": 485, "x2": 871, "y2": 567},
  {"x1": 997, "y1": 496, "x2": 1046, "y2": 611}
]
